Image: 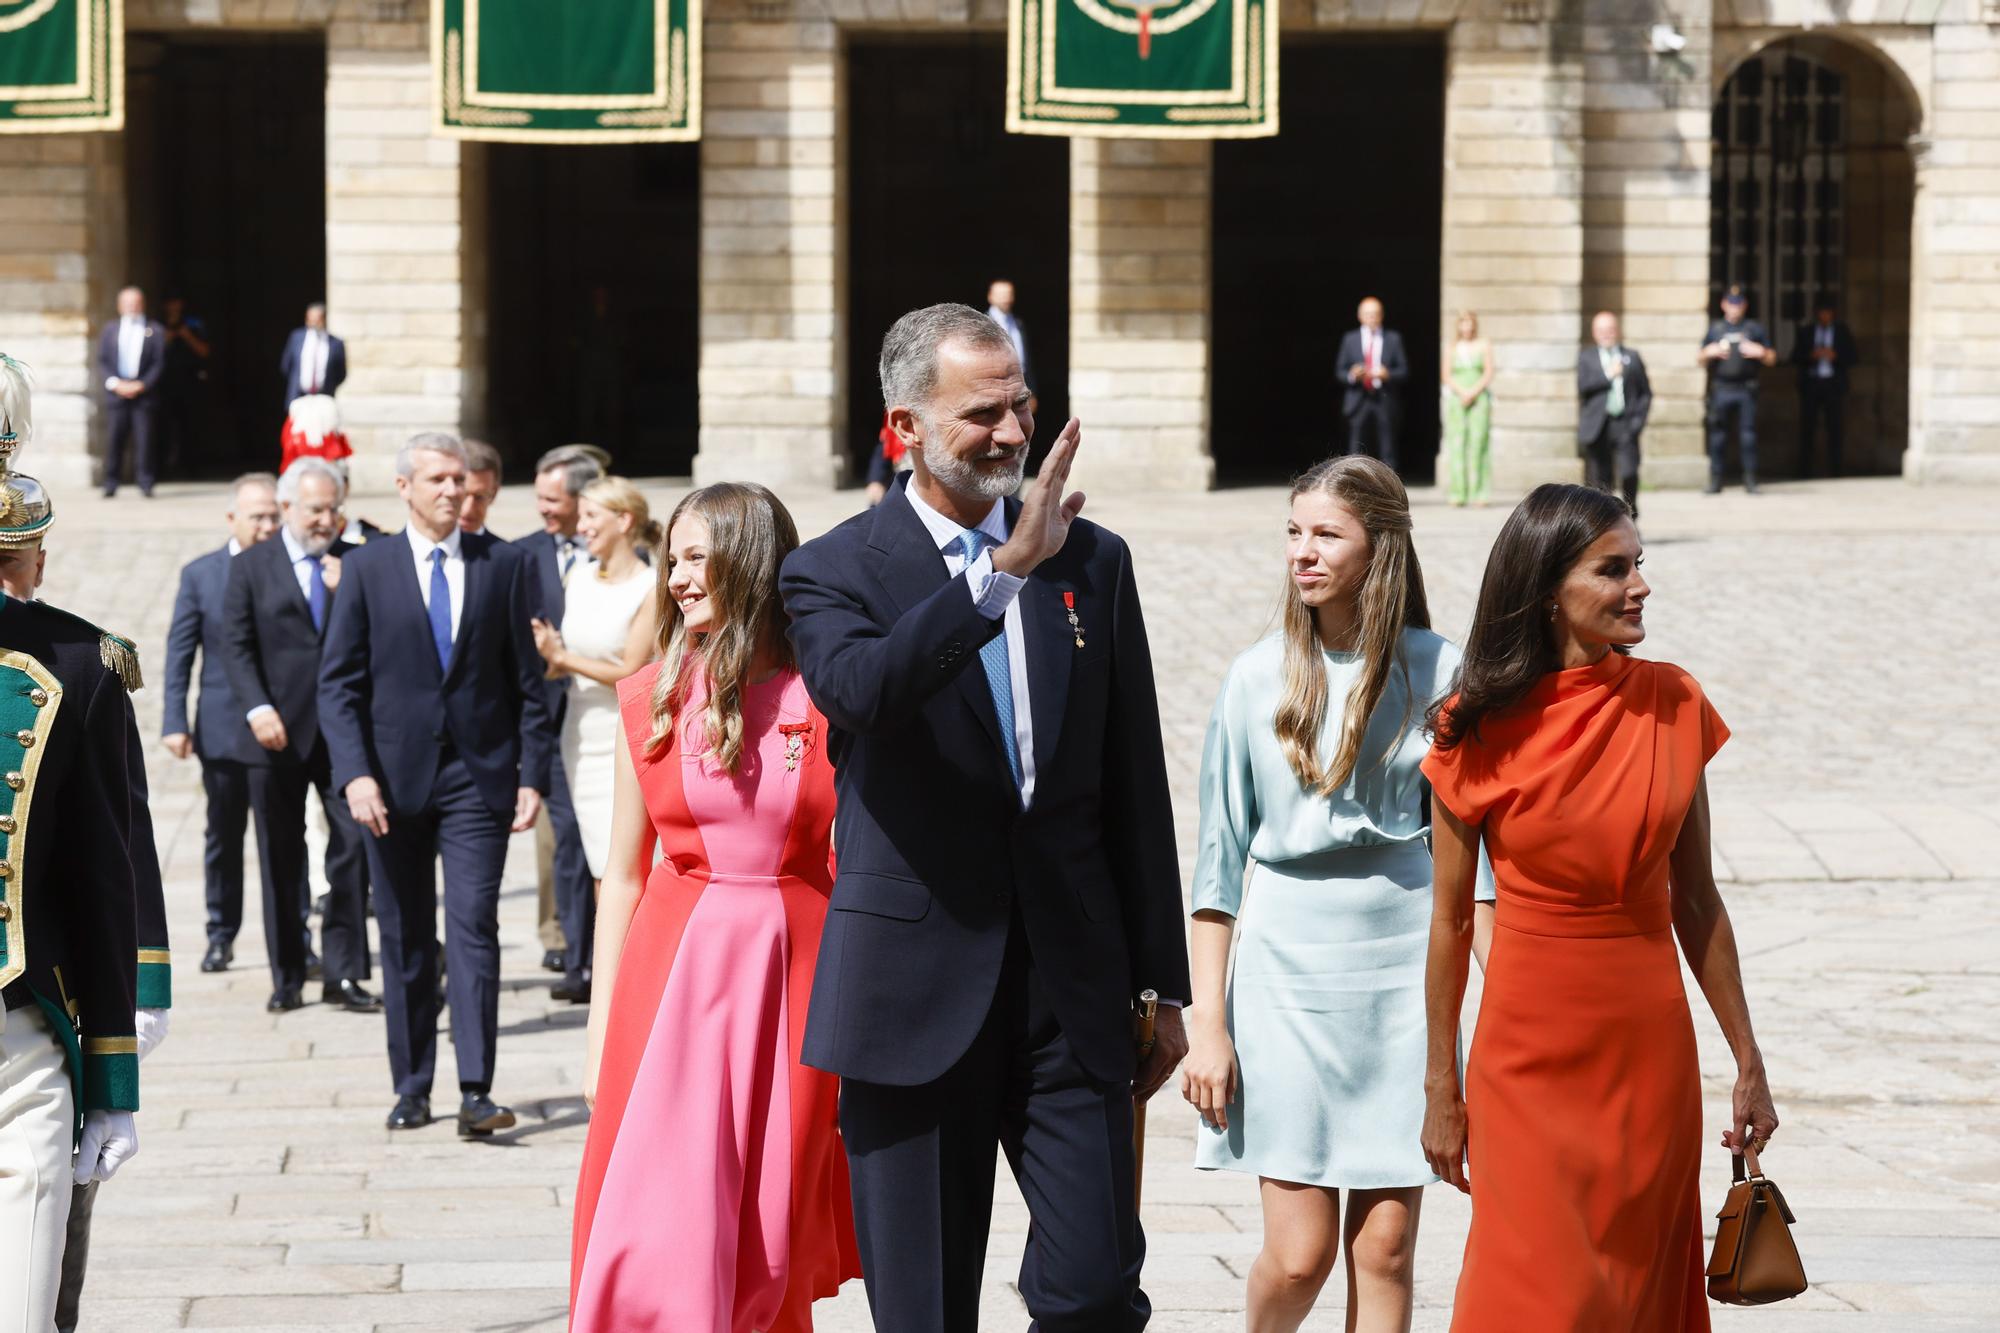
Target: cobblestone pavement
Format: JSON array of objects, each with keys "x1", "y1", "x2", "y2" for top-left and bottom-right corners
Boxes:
[{"x1": 47, "y1": 475, "x2": 1998, "y2": 1330}]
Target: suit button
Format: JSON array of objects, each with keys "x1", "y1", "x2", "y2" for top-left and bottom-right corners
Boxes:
[
  {"x1": 3, "y1": 772, "x2": 19, "y2": 791},
  {"x1": 947, "y1": 640, "x2": 964, "y2": 654},
  {"x1": 13, "y1": 730, "x2": 32, "y2": 749},
  {"x1": 27, "y1": 689, "x2": 46, "y2": 707}
]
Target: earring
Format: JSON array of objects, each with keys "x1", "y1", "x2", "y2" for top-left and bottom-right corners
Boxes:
[{"x1": 1548, "y1": 602, "x2": 1559, "y2": 619}]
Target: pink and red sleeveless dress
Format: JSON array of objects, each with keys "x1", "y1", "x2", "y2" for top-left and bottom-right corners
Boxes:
[{"x1": 571, "y1": 663, "x2": 860, "y2": 1332}]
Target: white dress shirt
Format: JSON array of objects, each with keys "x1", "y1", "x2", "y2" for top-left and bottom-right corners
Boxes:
[
  {"x1": 299, "y1": 330, "x2": 329, "y2": 395},
  {"x1": 106, "y1": 315, "x2": 147, "y2": 390},
  {"x1": 905, "y1": 487, "x2": 1036, "y2": 807},
  {"x1": 1815, "y1": 324, "x2": 1835, "y2": 379},
  {"x1": 405, "y1": 524, "x2": 466, "y2": 645},
  {"x1": 987, "y1": 305, "x2": 1028, "y2": 372}
]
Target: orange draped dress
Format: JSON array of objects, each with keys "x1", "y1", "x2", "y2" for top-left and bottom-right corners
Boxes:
[{"x1": 1422, "y1": 652, "x2": 1728, "y2": 1332}]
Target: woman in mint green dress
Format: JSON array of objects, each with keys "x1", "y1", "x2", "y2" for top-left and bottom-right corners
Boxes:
[
  {"x1": 1441, "y1": 310, "x2": 1495, "y2": 506},
  {"x1": 1179, "y1": 455, "x2": 1458, "y2": 1333}
]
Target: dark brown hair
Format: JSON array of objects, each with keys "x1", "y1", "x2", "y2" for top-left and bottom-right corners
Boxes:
[
  {"x1": 1428, "y1": 483, "x2": 1632, "y2": 750},
  {"x1": 1273, "y1": 455, "x2": 1431, "y2": 795}
]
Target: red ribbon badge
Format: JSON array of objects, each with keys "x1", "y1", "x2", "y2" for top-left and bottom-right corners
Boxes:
[{"x1": 1063, "y1": 591, "x2": 1085, "y2": 649}]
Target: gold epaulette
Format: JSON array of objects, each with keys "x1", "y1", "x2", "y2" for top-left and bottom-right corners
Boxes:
[{"x1": 99, "y1": 632, "x2": 142, "y2": 693}]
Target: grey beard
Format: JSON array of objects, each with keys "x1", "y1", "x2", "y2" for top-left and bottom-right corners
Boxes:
[
  {"x1": 294, "y1": 530, "x2": 336, "y2": 557},
  {"x1": 920, "y1": 440, "x2": 1026, "y2": 502}
]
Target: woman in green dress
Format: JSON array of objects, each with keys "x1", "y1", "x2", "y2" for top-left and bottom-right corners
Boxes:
[{"x1": 1441, "y1": 310, "x2": 1495, "y2": 506}]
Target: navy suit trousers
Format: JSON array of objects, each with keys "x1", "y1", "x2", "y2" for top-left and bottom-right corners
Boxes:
[
  {"x1": 365, "y1": 755, "x2": 511, "y2": 1097},
  {"x1": 1344, "y1": 395, "x2": 1400, "y2": 472},
  {"x1": 249, "y1": 743, "x2": 371, "y2": 990},
  {"x1": 545, "y1": 741, "x2": 595, "y2": 980},
  {"x1": 838, "y1": 918, "x2": 1148, "y2": 1333},
  {"x1": 199, "y1": 757, "x2": 249, "y2": 948}
]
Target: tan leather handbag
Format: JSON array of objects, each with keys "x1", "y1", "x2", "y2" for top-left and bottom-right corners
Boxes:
[{"x1": 1707, "y1": 1147, "x2": 1807, "y2": 1305}]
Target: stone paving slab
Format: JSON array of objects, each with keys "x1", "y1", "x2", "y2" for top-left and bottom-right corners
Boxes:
[{"x1": 39, "y1": 476, "x2": 1999, "y2": 1329}]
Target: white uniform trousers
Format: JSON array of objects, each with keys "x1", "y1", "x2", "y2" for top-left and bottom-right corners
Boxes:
[{"x1": 0, "y1": 1004, "x2": 72, "y2": 1333}]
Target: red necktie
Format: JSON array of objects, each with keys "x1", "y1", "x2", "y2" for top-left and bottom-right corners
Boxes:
[{"x1": 1365, "y1": 333, "x2": 1379, "y2": 377}]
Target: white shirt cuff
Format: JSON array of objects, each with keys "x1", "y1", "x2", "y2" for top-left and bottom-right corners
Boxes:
[
  {"x1": 964, "y1": 550, "x2": 1025, "y2": 621},
  {"x1": 245, "y1": 705, "x2": 275, "y2": 723},
  {"x1": 104, "y1": 375, "x2": 120, "y2": 391}
]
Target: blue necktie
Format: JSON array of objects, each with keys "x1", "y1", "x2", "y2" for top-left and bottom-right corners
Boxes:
[
  {"x1": 427, "y1": 547, "x2": 453, "y2": 673},
  {"x1": 303, "y1": 555, "x2": 327, "y2": 632},
  {"x1": 956, "y1": 530, "x2": 1022, "y2": 791}
]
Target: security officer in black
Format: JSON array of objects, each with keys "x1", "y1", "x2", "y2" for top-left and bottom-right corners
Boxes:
[{"x1": 1699, "y1": 286, "x2": 1778, "y2": 494}]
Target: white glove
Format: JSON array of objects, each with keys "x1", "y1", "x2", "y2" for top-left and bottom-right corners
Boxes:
[
  {"x1": 74, "y1": 1110, "x2": 139, "y2": 1185},
  {"x1": 135, "y1": 1007, "x2": 170, "y2": 1060}
]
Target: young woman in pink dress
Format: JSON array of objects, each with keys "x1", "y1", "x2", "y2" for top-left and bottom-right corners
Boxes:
[{"x1": 571, "y1": 482, "x2": 860, "y2": 1332}]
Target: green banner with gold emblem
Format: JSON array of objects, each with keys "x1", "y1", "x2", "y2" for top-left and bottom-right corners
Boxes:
[
  {"x1": 0, "y1": 0, "x2": 121, "y2": 134},
  {"x1": 1007, "y1": 0, "x2": 1275, "y2": 139},
  {"x1": 433, "y1": 0, "x2": 700, "y2": 144}
]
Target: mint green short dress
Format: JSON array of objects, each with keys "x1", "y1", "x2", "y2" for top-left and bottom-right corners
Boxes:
[{"x1": 1192, "y1": 629, "x2": 1462, "y2": 1189}]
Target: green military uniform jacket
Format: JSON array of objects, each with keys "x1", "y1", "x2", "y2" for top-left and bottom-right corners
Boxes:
[{"x1": 0, "y1": 597, "x2": 142, "y2": 1129}]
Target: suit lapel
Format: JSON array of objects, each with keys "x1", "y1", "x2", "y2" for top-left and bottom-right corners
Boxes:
[
  {"x1": 384, "y1": 532, "x2": 444, "y2": 685},
  {"x1": 445, "y1": 535, "x2": 485, "y2": 686},
  {"x1": 869, "y1": 483, "x2": 1008, "y2": 762}
]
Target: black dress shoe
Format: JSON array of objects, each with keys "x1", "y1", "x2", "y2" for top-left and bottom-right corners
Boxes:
[
  {"x1": 1744, "y1": 475, "x2": 1761, "y2": 494},
  {"x1": 541, "y1": 949, "x2": 565, "y2": 974},
  {"x1": 1703, "y1": 478, "x2": 1724, "y2": 495},
  {"x1": 305, "y1": 950, "x2": 324, "y2": 982},
  {"x1": 323, "y1": 979, "x2": 383, "y2": 1013},
  {"x1": 457, "y1": 1093, "x2": 517, "y2": 1138},
  {"x1": 387, "y1": 1095, "x2": 432, "y2": 1130},
  {"x1": 266, "y1": 987, "x2": 305, "y2": 1013},
  {"x1": 551, "y1": 974, "x2": 592, "y2": 1004},
  {"x1": 200, "y1": 942, "x2": 232, "y2": 973}
]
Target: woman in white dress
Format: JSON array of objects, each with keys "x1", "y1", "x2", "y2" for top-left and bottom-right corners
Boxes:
[{"x1": 531, "y1": 477, "x2": 661, "y2": 884}]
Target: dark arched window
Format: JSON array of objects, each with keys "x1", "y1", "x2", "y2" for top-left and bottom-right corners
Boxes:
[{"x1": 1710, "y1": 49, "x2": 1845, "y2": 362}]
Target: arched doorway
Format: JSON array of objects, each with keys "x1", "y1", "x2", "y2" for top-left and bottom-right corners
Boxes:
[{"x1": 1711, "y1": 35, "x2": 1920, "y2": 477}]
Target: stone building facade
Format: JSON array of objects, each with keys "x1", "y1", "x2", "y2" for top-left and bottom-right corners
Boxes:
[{"x1": 1, "y1": 0, "x2": 1993, "y2": 495}]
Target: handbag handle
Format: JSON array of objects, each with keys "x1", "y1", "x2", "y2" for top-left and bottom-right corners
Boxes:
[{"x1": 1731, "y1": 1143, "x2": 1767, "y2": 1183}]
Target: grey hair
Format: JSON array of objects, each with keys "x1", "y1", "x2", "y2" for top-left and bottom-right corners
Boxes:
[
  {"x1": 228, "y1": 472, "x2": 278, "y2": 507},
  {"x1": 277, "y1": 457, "x2": 347, "y2": 505},
  {"x1": 395, "y1": 432, "x2": 468, "y2": 478},
  {"x1": 535, "y1": 443, "x2": 608, "y2": 497},
  {"x1": 879, "y1": 303, "x2": 1015, "y2": 419}
]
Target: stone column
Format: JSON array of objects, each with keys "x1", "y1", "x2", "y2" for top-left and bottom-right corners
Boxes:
[
  {"x1": 1440, "y1": 10, "x2": 1587, "y2": 492},
  {"x1": 0, "y1": 134, "x2": 120, "y2": 492},
  {"x1": 324, "y1": 17, "x2": 468, "y2": 491},
  {"x1": 1905, "y1": 19, "x2": 2000, "y2": 485},
  {"x1": 691, "y1": 16, "x2": 842, "y2": 491},
  {"x1": 1579, "y1": 0, "x2": 1711, "y2": 488},
  {"x1": 1066, "y1": 138, "x2": 1213, "y2": 494}
]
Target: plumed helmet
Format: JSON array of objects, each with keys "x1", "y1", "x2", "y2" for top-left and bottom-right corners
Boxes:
[{"x1": 0, "y1": 354, "x2": 56, "y2": 549}]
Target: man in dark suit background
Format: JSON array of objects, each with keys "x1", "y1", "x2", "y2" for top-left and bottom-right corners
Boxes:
[
  {"x1": 320, "y1": 433, "x2": 552, "y2": 1136},
  {"x1": 1335, "y1": 296, "x2": 1409, "y2": 471},
  {"x1": 162, "y1": 474, "x2": 280, "y2": 975},
  {"x1": 1577, "y1": 310, "x2": 1654, "y2": 518},
  {"x1": 986, "y1": 278, "x2": 1034, "y2": 404},
  {"x1": 1792, "y1": 302, "x2": 1860, "y2": 478},
  {"x1": 220, "y1": 457, "x2": 376, "y2": 1015},
  {"x1": 279, "y1": 302, "x2": 347, "y2": 407},
  {"x1": 515, "y1": 443, "x2": 605, "y2": 1002},
  {"x1": 781, "y1": 304, "x2": 1191, "y2": 1329},
  {"x1": 95, "y1": 286, "x2": 166, "y2": 497}
]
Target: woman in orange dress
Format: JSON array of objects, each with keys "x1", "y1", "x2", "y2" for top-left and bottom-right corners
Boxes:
[
  {"x1": 1418, "y1": 483, "x2": 1779, "y2": 1331},
  {"x1": 571, "y1": 483, "x2": 860, "y2": 1332}
]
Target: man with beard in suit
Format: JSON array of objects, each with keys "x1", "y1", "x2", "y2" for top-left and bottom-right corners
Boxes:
[{"x1": 221, "y1": 457, "x2": 376, "y2": 1015}]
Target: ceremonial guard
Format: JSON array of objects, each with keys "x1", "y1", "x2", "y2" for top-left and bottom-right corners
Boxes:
[{"x1": 0, "y1": 355, "x2": 147, "y2": 1330}]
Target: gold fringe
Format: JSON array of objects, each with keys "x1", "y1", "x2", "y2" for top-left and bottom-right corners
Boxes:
[{"x1": 99, "y1": 633, "x2": 141, "y2": 693}]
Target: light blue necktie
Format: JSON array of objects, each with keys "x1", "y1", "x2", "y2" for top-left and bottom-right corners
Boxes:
[
  {"x1": 427, "y1": 547, "x2": 453, "y2": 673},
  {"x1": 956, "y1": 529, "x2": 1022, "y2": 791}
]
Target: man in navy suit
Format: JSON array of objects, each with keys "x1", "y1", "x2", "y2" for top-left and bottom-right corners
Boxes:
[
  {"x1": 279, "y1": 303, "x2": 347, "y2": 407},
  {"x1": 1334, "y1": 296, "x2": 1409, "y2": 471},
  {"x1": 95, "y1": 286, "x2": 166, "y2": 496},
  {"x1": 220, "y1": 458, "x2": 376, "y2": 1016},
  {"x1": 320, "y1": 433, "x2": 552, "y2": 1136},
  {"x1": 162, "y1": 474, "x2": 280, "y2": 976},
  {"x1": 513, "y1": 444, "x2": 605, "y2": 1002},
  {"x1": 1792, "y1": 302, "x2": 1860, "y2": 478},
  {"x1": 781, "y1": 304, "x2": 1191, "y2": 1330}
]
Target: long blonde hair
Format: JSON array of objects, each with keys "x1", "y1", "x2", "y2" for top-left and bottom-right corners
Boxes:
[
  {"x1": 580, "y1": 475, "x2": 664, "y2": 553},
  {"x1": 644, "y1": 483, "x2": 800, "y2": 773},
  {"x1": 1272, "y1": 456, "x2": 1431, "y2": 796}
]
